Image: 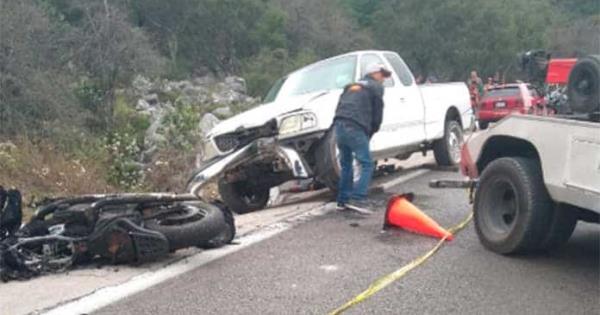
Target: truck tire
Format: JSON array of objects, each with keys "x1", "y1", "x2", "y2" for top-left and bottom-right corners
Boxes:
[
  {"x1": 478, "y1": 121, "x2": 489, "y2": 130},
  {"x1": 314, "y1": 129, "x2": 366, "y2": 192},
  {"x1": 218, "y1": 179, "x2": 269, "y2": 214},
  {"x1": 433, "y1": 120, "x2": 463, "y2": 166},
  {"x1": 314, "y1": 129, "x2": 340, "y2": 192},
  {"x1": 567, "y1": 55, "x2": 599, "y2": 117},
  {"x1": 474, "y1": 157, "x2": 553, "y2": 254},
  {"x1": 539, "y1": 204, "x2": 577, "y2": 250}
]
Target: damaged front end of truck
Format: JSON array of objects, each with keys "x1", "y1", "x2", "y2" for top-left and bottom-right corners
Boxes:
[{"x1": 186, "y1": 111, "x2": 328, "y2": 214}]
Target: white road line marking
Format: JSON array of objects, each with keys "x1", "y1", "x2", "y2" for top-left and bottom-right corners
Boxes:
[
  {"x1": 379, "y1": 169, "x2": 430, "y2": 191},
  {"x1": 43, "y1": 226, "x2": 290, "y2": 315},
  {"x1": 42, "y1": 168, "x2": 430, "y2": 315}
]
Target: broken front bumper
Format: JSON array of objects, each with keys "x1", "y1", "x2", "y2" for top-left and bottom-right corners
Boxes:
[{"x1": 187, "y1": 138, "x2": 311, "y2": 196}]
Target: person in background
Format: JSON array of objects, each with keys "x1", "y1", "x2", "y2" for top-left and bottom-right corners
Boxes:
[
  {"x1": 485, "y1": 77, "x2": 494, "y2": 91},
  {"x1": 333, "y1": 63, "x2": 391, "y2": 213},
  {"x1": 416, "y1": 74, "x2": 425, "y2": 84},
  {"x1": 468, "y1": 70, "x2": 484, "y2": 108}
]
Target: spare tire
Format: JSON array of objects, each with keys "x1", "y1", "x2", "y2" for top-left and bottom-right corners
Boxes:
[
  {"x1": 144, "y1": 201, "x2": 226, "y2": 251},
  {"x1": 567, "y1": 55, "x2": 600, "y2": 116}
]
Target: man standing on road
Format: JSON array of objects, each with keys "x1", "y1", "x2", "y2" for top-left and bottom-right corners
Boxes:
[{"x1": 333, "y1": 63, "x2": 391, "y2": 212}]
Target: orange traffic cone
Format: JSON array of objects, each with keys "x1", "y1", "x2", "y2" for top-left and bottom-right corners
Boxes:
[{"x1": 384, "y1": 193, "x2": 454, "y2": 241}]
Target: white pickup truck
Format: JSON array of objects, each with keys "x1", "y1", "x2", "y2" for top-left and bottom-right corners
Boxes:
[{"x1": 188, "y1": 50, "x2": 473, "y2": 213}]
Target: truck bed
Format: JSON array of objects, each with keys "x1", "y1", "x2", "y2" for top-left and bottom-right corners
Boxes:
[{"x1": 467, "y1": 115, "x2": 600, "y2": 212}]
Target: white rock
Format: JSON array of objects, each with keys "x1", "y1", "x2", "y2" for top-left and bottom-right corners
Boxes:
[
  {"x1": 224, "y1": 76, "x2": 247, "y2": 94},
  {"x1": 136, "y1": 99, "x2": 150, "y2": 111},
  {"x1": 194, "y1": 75, "x2": 218, "y2": 86},
  {"x1": 213, "y1": 106, "x2": 233, "y2": 117},
  {"x1": 199, "y1": 113, "x2": 220, "y2": 134},
  {"x1": 144, "y1": 93, "x2": 159, "y2": 106},
  {"x1": 132, "y1": 75, "x2": 153, "y2": 95}
]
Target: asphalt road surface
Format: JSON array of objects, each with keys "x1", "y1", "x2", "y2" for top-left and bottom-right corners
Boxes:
[{"x1": 96, "y1": 170, "x2": 600, "y2": 315}]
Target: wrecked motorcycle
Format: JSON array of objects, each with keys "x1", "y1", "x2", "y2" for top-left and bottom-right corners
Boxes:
[{"x1": 0, "y1": 186, "x2": 234, "y2": 281}]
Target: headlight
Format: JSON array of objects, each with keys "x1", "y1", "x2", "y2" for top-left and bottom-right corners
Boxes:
[{"x1": 278, "y1": 112, "x2": 318, "y2": 136}]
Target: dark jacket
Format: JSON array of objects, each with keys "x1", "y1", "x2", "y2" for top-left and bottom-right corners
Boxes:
[{"x1": 334, "y1": 75, "x2": 384, "y2": 137}]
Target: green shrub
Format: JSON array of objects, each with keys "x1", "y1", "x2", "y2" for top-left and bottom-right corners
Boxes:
[
  {"x1": 104, "y1": 132, "x2": 144, "y2": 189},
  {"x1": 113, "y1": 92, "x2": 151, "y2": 142},
  {"x1": 161, "y1": 102, "x2": 201, "y2": 151},
  {"x1": 74, "y1": 78, "x2": 105, "y2": 112}
]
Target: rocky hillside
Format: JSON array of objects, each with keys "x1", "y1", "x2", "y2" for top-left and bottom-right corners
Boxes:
[
  {"x1": 0, "y1": 75, "x2": 258, "y2": 206},
  {"x1": 129, "y1": 75, "x2": 258, "y2": 164}
]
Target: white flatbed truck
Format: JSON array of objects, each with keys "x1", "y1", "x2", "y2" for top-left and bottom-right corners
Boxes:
[{"x1": 432, "y1": 55, "x2": 599, "y2": 254}]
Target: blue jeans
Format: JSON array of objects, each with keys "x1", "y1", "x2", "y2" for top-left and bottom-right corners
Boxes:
[{"x1": 335, "y1": 121, "x2": 374, "y2": 204}]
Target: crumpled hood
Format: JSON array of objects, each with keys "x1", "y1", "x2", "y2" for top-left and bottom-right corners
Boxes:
[{"x1": 207, "y1": 91, "x2": 337, "y2": 137}]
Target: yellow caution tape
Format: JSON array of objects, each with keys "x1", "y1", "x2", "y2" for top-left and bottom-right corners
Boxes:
[{"x1": 328, "y1": 211, "x2": 474, "y2": 315}]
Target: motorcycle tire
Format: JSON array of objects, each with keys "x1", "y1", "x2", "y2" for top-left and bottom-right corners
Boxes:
[
  {"x1": 197, "y1": 201, "x2": 235, "y2": 249},
  {"x1": 144, "y1": 201, "x2": 227, "y2": 251}
]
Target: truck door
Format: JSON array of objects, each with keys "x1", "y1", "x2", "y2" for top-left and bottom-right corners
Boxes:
[
  {"x1": 357, "y1": 53, "x2": 400, "y2": 153},
  {"x1": 382, "y1": 52, "x2": 426, "y2": 146}
]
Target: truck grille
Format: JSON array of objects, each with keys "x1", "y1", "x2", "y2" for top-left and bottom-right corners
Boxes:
[
  {"x1": 214, "y1": 134, "x2": 240, "y2": 152},
  {"x1": 212, "y1": 119, "x2": 278, "y2": 153}
]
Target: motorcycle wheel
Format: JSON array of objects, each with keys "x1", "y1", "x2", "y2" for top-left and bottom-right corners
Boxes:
[
  {"x1": 144, "y1": 201, "x2": 228, "y2": 251},
  {"x1": 197, "y1": 201, "x2": 235, "y2": 249}
]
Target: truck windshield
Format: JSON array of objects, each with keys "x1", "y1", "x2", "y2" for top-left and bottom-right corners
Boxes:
[{"x1": 266, "y1": 55, "x2": 357, "y2": 102}]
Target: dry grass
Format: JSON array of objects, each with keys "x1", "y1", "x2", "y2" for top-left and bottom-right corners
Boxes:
[
  {"x1": 0, "y1": 139, "x2": 117, "y2": 215},
  {"x1": 143, "y1": 148, "x2": 220, "y2": 200},
  {"x1": 0, "y1": 139, "x2": 221, "y2": 220},
  {"x1": 143, "y1": 148, "x2": 198, "y2": 193}
]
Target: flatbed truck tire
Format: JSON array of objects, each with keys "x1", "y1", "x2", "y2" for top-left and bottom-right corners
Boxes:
[{"x1": 474, "y1": 157, "x2": 553, "y2": 254}]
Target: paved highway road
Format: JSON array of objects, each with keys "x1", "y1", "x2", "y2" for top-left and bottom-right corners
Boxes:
[{"x1": 96, "y1": 170, "x2": 599, "y2": 315}]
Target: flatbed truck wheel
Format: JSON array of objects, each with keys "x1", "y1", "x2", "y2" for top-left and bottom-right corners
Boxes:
[{"x1": 474, "y1": 157, "x2": 554, "y2": 254}]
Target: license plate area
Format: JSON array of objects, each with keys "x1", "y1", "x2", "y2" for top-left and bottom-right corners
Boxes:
[{"x1": 494, "y1": 101, "x2": 506, "y2": 108}]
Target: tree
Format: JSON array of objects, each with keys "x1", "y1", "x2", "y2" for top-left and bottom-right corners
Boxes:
[
  {"x1": 549, "y1": 16, "x2": 600, "y2": 57},
  {"x1": 0, "y1": 0, "x2": 77, "y2": 136},
  {"x1": 371, "y1": 0, "x2": 558, "y2": 80},
  {"x1": 130, "y1": 0, "x2": 288, "y2": 75},
  {"x1": 339, "y1": 0, "x2": 382, "y2": 27},
  {"x1": 274, "y1": 0, "x2": 372, "y2": 58},
  {"x1": 0, "y1": 0, "x2": 164, "y2": 136}
]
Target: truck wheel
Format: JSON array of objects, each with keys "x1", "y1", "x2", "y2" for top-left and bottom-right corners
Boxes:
[
  {"x1": 474, "y1": 157, "x2": 553, "y2": 254},
  {"x1": 218, "y1": 179, "x2": 269, "y2": 214},
  {"x1": 315, "y1": 129, "x2": 341, "y2": 192},
  {"x1": 567, "y1": 55, "x2": 599, "y2": 117},
  {"x1": 478, "y1": 121, "x2": 489, "y2": 130},
  {"x1": 314, "y1": 129, "x2": 363, "y2": 192},
  {"x1": 539, "y1": 204, "x2": 577, "y2": 250},
  {"x1": 433, "y1": 120, "x2": 463, "y2": 166}
]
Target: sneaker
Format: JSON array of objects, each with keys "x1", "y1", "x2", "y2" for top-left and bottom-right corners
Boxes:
[
  {"x1": 336, "y1": 202, "x2": 347, "y2": 211},
  {"x1": 345, "y1": 199, "x2": 374, "y2": 215}
]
